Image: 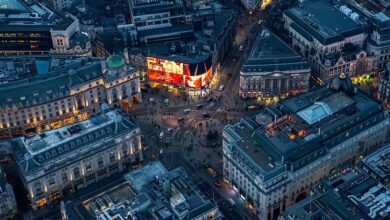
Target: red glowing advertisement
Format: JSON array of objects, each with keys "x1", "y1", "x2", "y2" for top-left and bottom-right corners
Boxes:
[{"x1": 147, "y1": 56, "x2": 213, "y2": 88}]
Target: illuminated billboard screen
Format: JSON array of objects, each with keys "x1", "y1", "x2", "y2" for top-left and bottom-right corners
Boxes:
[{"x1": 147, "y1": 55, "x2": 212, "y2": 88}]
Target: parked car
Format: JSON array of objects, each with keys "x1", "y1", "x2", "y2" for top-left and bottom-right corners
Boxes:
[{"x1": 218, "y1": 85, "x2": 225, "y2": 91}]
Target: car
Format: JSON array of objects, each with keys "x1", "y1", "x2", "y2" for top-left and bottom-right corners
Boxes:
[
  {"x1": 207, "y1": 97, "x2": 214, "y2": 102},
  {"x1": 228, "y1": 198, "x2": 236, "y2": 206},
  {"x1": 167, "y1": 128, "x2": 173, "y2": 133},
  {"x1": 159, "y1": 131, "x2": 164, "y2": 139},
  {"x1": 184, "y1": 109, "x2": 191, "y2": 114},
  {"x1": 227, "y1": 72, "x2": 232, "y2": 78},
  {"x1": 196, "y1": 104, "x2": 204, "y2": 109},
  {"x1": 232, "y1": 58, "x2": 236, "y2": 62},
  {"x1": 218, "y1": 85, "x2": 225, "y2": 91},
  {"x1": 238, "y1": 45, "x2": 243, "y2": 51},
  {"x1": 207, "y1": 167, "x2": 217, "y2": 178},
  {"x1": 202, "y1": 112, "x2": 211, "y2": 118}
]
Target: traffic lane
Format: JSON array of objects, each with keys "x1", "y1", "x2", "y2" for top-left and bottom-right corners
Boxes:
[{"x1": 197, "y1": 181, "x2": 245, "y2": 220}]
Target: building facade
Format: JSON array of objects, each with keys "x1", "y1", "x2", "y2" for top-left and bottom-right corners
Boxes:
[
  {"x1": 0, "y1": 0, "x2": 91, "y2": 56},
  {"x1": 377, "y1": 63, "x2": 390, "y2": 104},
  {"x1": 0, "y1": 55, "x2": 141, "y2": 139},
  {"x1": 223, "y1": 74, "x2": 389, "y2": 220},
  {"x1": 0, "y1": 167, "x2": 17, "y2": 219},
  {"x1": 3, "y1": 110, "x2": 142, "y2": 210},
  {"x1": 145, "y1": 10, "x2": 236, "y2": 96},
  {"x1": 240, "y1": 28, "x2": 311, "y2": 101},
  {"x1": 344, "y1": 0, "x2": 390, "y2": 72},
  {"x1": 283, "y1": 0, "x2": 367, "y2": 83}
]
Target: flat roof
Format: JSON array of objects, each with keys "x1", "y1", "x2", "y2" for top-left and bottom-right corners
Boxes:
[
  {"x1": 0, "y1": 0, "x2": 74, "y2": 31},
  {"x1": 242, "y1": 28, "x2": 310, "y2": 73},
  {"x1": 361, "y1": 144, "x2": 390, "y2": 182},
  {"x1": 124, "y1": 161, "x2": 168, "y2": 192},
  {"x1": 129, "y1": 0, "x2": 184, "y2": 17},
  {"x1": 285, "y1": 0, "x2": 363, "y2": 45}
]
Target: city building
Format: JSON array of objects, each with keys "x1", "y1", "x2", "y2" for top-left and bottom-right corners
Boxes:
[
  {"x1": 183, "y1": 0, "x2": 213, "y2": 10},
  {"x1": 283, "y1": 167, "x2": 390, "y2": 220},
  {"x1": 0, "y1": 167, "x2": 17, "y2": 219},
  {"x1": 239, "y1": 28, "x2": 311, "y2": 102},
  {"x1": 0, "y1": 55, "x2": 141, "y2": 139},
  {"x1": 378, "y1": 63, "x2": 390, "y2": 105},
  {"x1": 360, "y1": 144, "x2": 390, "y2": 186},
  {"x1": 146, "y1": 10, "x2": 236, "y2": 96},
  {"x1": 49, "y1": 0, "x2": 74, "y2": 10},
  {"x1": 93, "y1": 16, "x2": 138, "y2": 58},
  {"x1": 222, "y1": 74, "x2": 389, "y2": 220},
  {"x1": 72, "y1": 161, "x2": 221, "y2": 219},
  {"x1": 0, "y1": 0, "x2": 91, "y2": 56},
  {"x1": 2, "y1": 110, "x2": 142, "y2": 210},
  {"x1": 127, "y1": 0, "x2": 188, "y2": 32},
  {"x1": 343, "y1": 0, "x2": 390, "y2": 72},
  {"x1": 283, "y1": 0, "x2": 369, "y2": 83}
]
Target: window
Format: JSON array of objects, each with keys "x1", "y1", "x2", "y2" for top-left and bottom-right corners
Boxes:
[
  {"x1": 109, "y1": 152, "x2": 115, "y2": 163},
  {"x1": 48, "y1": 178, "x2": 56, "y2": 187},
  {"x1": 122, "y1": 145, "x2": 128, "y2": 157},
  {"x1": 97, "y1": 157, "x2": 104, "y2": 168},
  {"x1": 34, "y1": 182, "x2": 43, "y2": 195},
  {"x1": 73, "y1": 167, "x2": 80, "y2": 179},
  {"x1": 85, "y1": 161, "x2": 92, "y2": 174},
  {"x1": 62, "y1": 172, "x2": 68, "y2": 183}
]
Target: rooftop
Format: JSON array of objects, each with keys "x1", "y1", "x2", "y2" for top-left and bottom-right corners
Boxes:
[
  {"x1": 76, "y1": 161, "x2": 220, "y2": 220},
  {"x1": 7, "y1": 110, "x2": 139, "y2": 182},
  {"x1": 285, "y1": 0, "x2": 363, "y2": 45},
  {"x1": 129, "y1": 0, "x2": 184, "y2": 17},
  {"x1": 242, "y1": 28, "x2": 310, "y2": 73},
  {"x1": 0, "y1": 55, "x2": 136, "y2": 109},
  {"x1": 0, "y1": 0, "x2": 74, "y2": 31},
  {"x1": 285, "y1": 167, "x2": 390, "y2": 220},
  {"x1": 361, "y1": 144, "x2": 390, "y2": 184},
  {"x1": 224, "y1": 76, "x2": 386, "y2": 181},
  {"x1": 145, "y1": 10, "x2": 235, "y2": 65},
  {"x1": 124, "y1": 161, "x2": 169, "y2": 192}
]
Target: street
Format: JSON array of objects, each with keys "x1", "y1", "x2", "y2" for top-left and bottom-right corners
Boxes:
[{"x1": 130, "y1": 11, "x2": 262, "y2": 220}]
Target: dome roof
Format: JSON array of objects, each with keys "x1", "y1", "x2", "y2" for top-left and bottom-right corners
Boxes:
[
  {"x1": 106, "y1": 55, "x2": 125, "y2": 70},
  {"x1": 329, "y1": 73, "x2": 355, "y2": 95}
]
